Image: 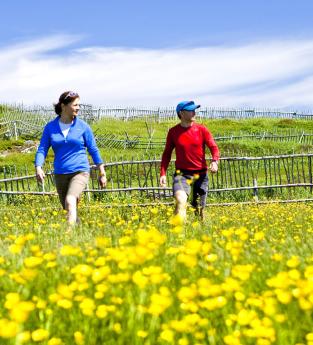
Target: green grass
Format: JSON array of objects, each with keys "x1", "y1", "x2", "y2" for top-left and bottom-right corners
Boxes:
[
  {"x1": 0, "y1": 115, "x2": 313, "y2": 169},
  {"x1": 0, "y1": 201, "x2": 313, "y2": 344},
  {"x1": 92, "y1": 117, "x2": 313, "y2": 137}
]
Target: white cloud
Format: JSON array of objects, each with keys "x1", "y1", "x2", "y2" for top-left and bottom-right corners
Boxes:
[{"x1": 1, "y1": 35, "x2": 313, "y2": 110}]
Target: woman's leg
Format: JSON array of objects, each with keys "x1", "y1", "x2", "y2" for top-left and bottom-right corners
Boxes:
[
  {"x1": 66, "y1": 172, "x2": 89, "y2": 225},
  {"x1": 65, "y1": 195, "x2": 77, "y2": 225},
  {"x1": 54, "y1": 174, "x2": 72, "y2": 210}
]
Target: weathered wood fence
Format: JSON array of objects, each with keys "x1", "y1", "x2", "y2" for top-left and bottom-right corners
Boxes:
[
  {"x1": 2, "y1": 104, "x2": 313, "y2": 125},
  {"x1": 0, "y1": 153, "x2": 312, "y2": 204},
  {"x1": 94, "y1": 130, "x2": 313, "y2": 150}
]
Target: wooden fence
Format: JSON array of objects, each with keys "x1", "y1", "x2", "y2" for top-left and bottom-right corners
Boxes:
[
  {"x1": 93, "y1": 129, "x2": 313, "y2": 150},
  {"x1": 91, "y1": 107, "x2": 313, "y2": 122},
  {"x1": 2, "y1": 104, "x2": 313, "y2": 124},
  {"x1": 0, "y1": 153, "x2": 312, "y2": 205}
]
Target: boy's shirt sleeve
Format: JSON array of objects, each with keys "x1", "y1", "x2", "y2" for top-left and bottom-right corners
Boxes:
[
  {"x1": 203, "y1": 127, "x2": 220, "y2": 161},
  {"x1": 160, "y1": 129, "x2": 175, "y2": 176}
]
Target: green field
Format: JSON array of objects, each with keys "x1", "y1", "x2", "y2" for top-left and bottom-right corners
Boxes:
[
  {"x1": 1, "y1": 109, "x2": 313, "y2": 344},
  {"x1": 0, "y1": 116, "x2": 313, "y2": 168},
  {"x1": 0, "y1": 201, "x2": 313, "y2": 344}
]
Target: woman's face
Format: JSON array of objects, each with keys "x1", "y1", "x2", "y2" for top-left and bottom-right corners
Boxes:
[{"x1": 63, "y1": 97, "x2": 80, "y2": 117}]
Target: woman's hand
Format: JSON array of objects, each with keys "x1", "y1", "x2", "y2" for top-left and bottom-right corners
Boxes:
[
  {"x1": 35, "y1": 166, "x2": 45, "y2": 183},
  {"x1": 98, "y1": 173, "x2": 107, "y2": 188}
]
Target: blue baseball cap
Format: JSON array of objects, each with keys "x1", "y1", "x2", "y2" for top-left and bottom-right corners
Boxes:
[{"x1": 176, "y1": 101, "x2": 201, "y2": 114}]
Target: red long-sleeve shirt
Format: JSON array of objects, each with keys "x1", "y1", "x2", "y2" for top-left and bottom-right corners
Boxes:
[{"x1": 160, "y1": 123, "x2": 220, "y2": 176}]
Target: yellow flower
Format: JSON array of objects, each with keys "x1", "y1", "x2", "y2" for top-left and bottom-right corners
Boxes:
[
  {"x1": 160, "y1": 329, "x2": 174, "y2": 343},
  {"x1": 224, "y1": 334, "x2": 241, "y2": 345},
  {"x1": 9, "y1": 301, "x2": 35, "y2": 323},
  {"x1": 5, "y1": 292, "x2": 20, "y2": 308},
  {"x1": 169, "y1": 214, "x2": 184, "y2": 226},
  {"x1": 306, "y1": 333, "x2": 313, "y2": 341},
  {"x1": 137, "y1": 330, "x2": 148, "y2": 338},
  {"x1": 57, "y1": 284, "x2": 74, "y2": 299},
  {"x1": 193, "y1": 173, "x2": 200, "y2": 180},
  {"x1": 71, "y1": 264, "x2": 93, "y2": 276},
  {"x1": 177, "y1": 286, "x2": 198, "y2": 302},
  {"x1": 178, "y1": 337, "x2": 189, "y2": 345},
  {"x1": 271, "y1": 253, "x2": 283, "y2": 261},
  {"x1": 24, "y1": 256, "x2": 43, "y2": 268},
  {"x1": 43, "y1": 252, "x2": 57, "y2": 261},
  {"x1": 132, "y1": 270, "x2": 149, "y2": 288},
  {"x1": 95, "y1": 236, "x2": 111, "y2": 248},
  {"x1": 286, "y1": 256, "x2": 300, "y2": 268},
  {"x1": 48, "y1": 338, "x2": 63, "y2": 345},
  {"x1": 74, "y1": 331, "x2": 84, "y2": 345},
  {"x1": 92, "y1": 266, "x2": 111, "y2": 283},
  {"x1": 0, "y1": 318, "x2": 18, "y2": 338},
  {"x1": 57, "y1": 299, "x2": 73, "y2": 309},
  {"x1": 232, "y1": 264, "x2": 254, "y2": 281},
  {"x1": 16, "y1": 331, "x2": 31, "y2": 343},
  {"x1": 79, "y1": 298, "x2": 96, "y2": 316},
  {"x1": 237, "y1": 309, "x2": 257, "y2": 326},
  {"x1": 8, "y1": 244, "x2": 23, "y2": 254},
  {"x1": 113, "y1": 323, "x2": 122, "y2": 334},
  {"x1": 254, "y1": 231, "x2": 265, "y2": 241},
  {"x1": 32, "y1": 329, "x2": 49, "y2": 342},
  {"x1": 60, "y1": 245, "x2": 81, "y2": 256},
  {"x1": 96, "y1": 305, "x2": 108, "y2": 319},
  {"x1": 275, "y1": 289, "x2": 292, "y2": 304}
]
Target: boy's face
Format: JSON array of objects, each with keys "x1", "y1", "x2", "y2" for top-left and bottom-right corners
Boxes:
[{"x1": 180, "y1": 110, "x2": 196, "y2": 122}]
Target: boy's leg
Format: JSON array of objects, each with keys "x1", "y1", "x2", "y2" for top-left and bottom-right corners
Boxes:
[
  {"x1": 196, "y1": 174, "x2": 209, "y2": 221},
  {"x1": 173, "y1": 174, "x2": 191, "y2": 221},
  {"x1": 174, "y1": 190, "x2": 188, "y2": 219}
]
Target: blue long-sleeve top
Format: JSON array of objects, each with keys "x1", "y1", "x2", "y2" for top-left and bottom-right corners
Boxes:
[{"x1": 35, "y1": 117, "x2": 103, "y2": 174}]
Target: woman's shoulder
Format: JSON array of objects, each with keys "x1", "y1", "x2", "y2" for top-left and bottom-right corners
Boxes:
[
  {"x1": 44, "y1": 117, "x2": 59, "y2": 129},
  {"x1": 75, "y1": 117, "x2": 90, "y2": 128}
]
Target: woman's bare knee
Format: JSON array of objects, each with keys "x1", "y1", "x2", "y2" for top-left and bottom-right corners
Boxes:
[{"x1": 65, "y1": 195, "x2": 77, "y2": 210}]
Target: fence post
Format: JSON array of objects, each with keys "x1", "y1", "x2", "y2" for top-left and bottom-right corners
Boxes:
[
  {"x1": 253, "y1": 178, "x2": 259, "y2": 202},
  {"x1": 309, "y1": 156, "x2": 313, "y2": 193},
  {"x1": 13, "y1": 121, "x2": 18, "y2": 140}
]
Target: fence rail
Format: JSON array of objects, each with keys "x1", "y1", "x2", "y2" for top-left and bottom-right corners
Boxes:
[
  {"x1": 0, "y1": 153, "x2": 312, "y2": 204},
  {"x1": 94, "y1": 129, "x2": 313, "y2": 150},
  {"x1": 2, "y1": 104, "x2": 313, "y2": 125}
]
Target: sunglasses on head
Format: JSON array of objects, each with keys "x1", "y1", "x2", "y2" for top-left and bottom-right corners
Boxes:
[{"x1": 64, "y1": 91, "x2": 79, "y2": 100}]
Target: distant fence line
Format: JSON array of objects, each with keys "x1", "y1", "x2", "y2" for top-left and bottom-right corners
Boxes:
[
  {"x1": 94, "y1": 129, "x2": 313, "y2": 150},
  {"x1": 2, "y1": 118, "x2": 313, "y2": 150},
  {"x1": 0, "y1": 153, "x2": 313, "y2": 204},
  {"x1": 2, "y1": 104, "x2": 313, "y2": 124}
]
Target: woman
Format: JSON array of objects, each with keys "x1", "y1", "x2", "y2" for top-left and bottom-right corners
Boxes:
[{"x1": 35, "y1": 91, "x2": 106, "y2": 225}]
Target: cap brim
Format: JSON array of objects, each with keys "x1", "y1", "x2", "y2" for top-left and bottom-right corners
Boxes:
[{"x1": 183, "y1": 104, "x2": 200, "y2": 111}]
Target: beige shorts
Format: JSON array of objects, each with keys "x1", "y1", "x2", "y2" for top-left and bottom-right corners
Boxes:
[{"x1": 54, "y1": 172, "x2": 89, "y2": 209}]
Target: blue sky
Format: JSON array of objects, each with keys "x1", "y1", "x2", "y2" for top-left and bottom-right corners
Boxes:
[{"x1": 1, "y1": 0, "x2": 313, "y2": 108}]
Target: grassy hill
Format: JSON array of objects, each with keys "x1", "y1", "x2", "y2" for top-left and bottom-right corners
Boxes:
[{"x1": 1, "y1": 104, "x2": 313, "y2": 168}]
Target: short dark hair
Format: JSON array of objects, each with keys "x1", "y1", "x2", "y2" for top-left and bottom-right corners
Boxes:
[{"x1": 54, "y1": 91, "x2": 80, "y2": 115}]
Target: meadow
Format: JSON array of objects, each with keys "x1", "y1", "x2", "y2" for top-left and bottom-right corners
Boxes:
[
  {"x1": 0, "y1": 200, "x2": 313, "y2": 344},
  {"x1": 1, "y1": 117, "x2": 313, "y2": 168},
  {"x1": 0, "y1": 110, "x2": 313, "y2": 344}
]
